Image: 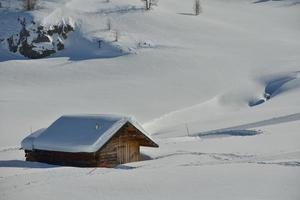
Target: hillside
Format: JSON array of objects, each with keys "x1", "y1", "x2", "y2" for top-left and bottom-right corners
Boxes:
[{"x1": 1, "y1": 0, "x2": 300, "y2": 199}]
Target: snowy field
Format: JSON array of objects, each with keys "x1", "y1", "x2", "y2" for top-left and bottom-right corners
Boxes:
[{"x1": 1, "y1": 0, "x2": 300, "y2": 199}]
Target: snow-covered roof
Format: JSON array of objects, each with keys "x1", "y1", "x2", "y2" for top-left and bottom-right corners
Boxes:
[{"x1": 21, "y1": 114, "x2": 156, "y2": 153}]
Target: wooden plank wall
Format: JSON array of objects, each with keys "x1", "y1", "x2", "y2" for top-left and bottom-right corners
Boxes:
[{"x1": 96, "y1": 123, "x2": 141, "y2": 167}]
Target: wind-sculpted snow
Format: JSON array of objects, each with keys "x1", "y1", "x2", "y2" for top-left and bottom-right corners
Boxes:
[
  {"x1": 145, "y1": 70, "x2": 300, "y2": 138},
  {"x1": 249, "y1": 71, "x2": 300, "y2": 106}
]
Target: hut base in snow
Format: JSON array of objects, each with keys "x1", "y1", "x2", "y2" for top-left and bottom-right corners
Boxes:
[{"x1": 24, "y1": 122, "x2": 157, "y2": 167}]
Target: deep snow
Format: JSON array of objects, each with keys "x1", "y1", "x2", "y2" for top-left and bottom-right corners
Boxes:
[{"x1": 1, "y1": 0, "x2": 300, "y2": 199}]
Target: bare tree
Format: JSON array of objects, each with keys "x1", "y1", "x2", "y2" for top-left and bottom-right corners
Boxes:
[
  {"x1": 114, "y1": 30, "x2": 119, "y2": 42},
  {"x1": 141, "y1": 0, "x2": 158, "y2": 10},
  {"x1": 194, "y1": 0, "x2": 201, "y2": 15},
  {"x1": 23, "y1": 0, "x2": 37, "y2": 10},
  {"x1": 185, "y1": 124, "x2": 190, "y2": 136},
  {"x1": 150, "y1": 0, "x2": 158, "y2": 10},
  {"x1": 107, "y1": 18, "x2": 111, "y2": 30}
]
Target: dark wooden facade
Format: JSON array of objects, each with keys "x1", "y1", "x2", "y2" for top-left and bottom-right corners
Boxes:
[{"x1": 24, "y1": 122, "x2": 158, "y2": 167}]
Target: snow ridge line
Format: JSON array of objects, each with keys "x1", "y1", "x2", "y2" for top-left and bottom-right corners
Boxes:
[{"x1": 0, "y1": 146, "x2": 20, "y2": 153}]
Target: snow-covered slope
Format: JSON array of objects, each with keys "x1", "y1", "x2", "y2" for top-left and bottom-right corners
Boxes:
[{"x1": 1, "y1": 0, "x2": 300, "y2": 199}]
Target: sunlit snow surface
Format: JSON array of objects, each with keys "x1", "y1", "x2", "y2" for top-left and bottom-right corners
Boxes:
[{"x1": 1, "y1": 0, "x2": 300, "y2": 199}]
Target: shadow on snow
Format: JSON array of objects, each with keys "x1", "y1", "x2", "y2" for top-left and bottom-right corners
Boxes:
[
  {"x1": 249, "y1": 71, "x2": 300, "y2": 107},
  {"x1": 0, "y1": 160, "x2": 60, "y2": 168},
  {"x1": 195, "y1": 112, "x2": 300, "y2": 137},
  {"x1": 253, "y1": 0, "x2": 300, "y2": 6},
  {"x1": 199, "y1": 129, "x2": 261, "y2": 138}
]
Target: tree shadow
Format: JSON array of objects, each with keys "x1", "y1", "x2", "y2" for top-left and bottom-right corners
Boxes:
[
  {"x1": 199, "y1": 129, "x2": 261, "y2": 138},
  {"x1": 94, "y1": 6, "x2": 145, "y2": 15},
  {"x1": 0, "y1": 160, "x2": 60, "y2": 168},
  {"x1": 178, "y1": 13, "x2": 196, "y2": 16},
  {"x1": 195, "y1": 112, "x2": 300, "y2": 137},
  {"x1": 253, "y1": 0, "x2": 300, "y2": 6},
  {"x1": 115, "y1": 165, "x2": 137, "y2": 170},
  {"x1": 253, "y1": 0, "x2": 272, "y2": 3}
]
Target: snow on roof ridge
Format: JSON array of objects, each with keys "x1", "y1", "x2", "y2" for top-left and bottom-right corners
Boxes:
[{"x1": 60, "y1": 113, "x2": 132, "y2": 119}]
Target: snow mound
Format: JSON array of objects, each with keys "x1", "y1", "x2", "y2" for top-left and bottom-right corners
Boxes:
[
  {"x1": 249, "y1": 71, "x2": 300, "y2": 106},
  {"x1": 52, "y1": 30, "x2": 128, "y2": 60}
]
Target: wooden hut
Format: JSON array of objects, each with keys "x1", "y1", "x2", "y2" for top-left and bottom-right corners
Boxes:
[{"x1": 21, "y1": 115, "x2": 158, "y2": 167}]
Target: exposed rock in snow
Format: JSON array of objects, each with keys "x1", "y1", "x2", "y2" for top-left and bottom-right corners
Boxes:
[{"x1": 5, "y1": 17, "x2": 74, "y2": 59}]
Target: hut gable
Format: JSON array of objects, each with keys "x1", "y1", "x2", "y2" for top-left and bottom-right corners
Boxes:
[{"x1": 21, "y1": 115, "x2": 158, "y2": 167}]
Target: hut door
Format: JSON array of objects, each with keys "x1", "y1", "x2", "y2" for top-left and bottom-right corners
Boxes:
[{"x1": 117, "y1": 142, "x2": 139, "y2": 164}]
